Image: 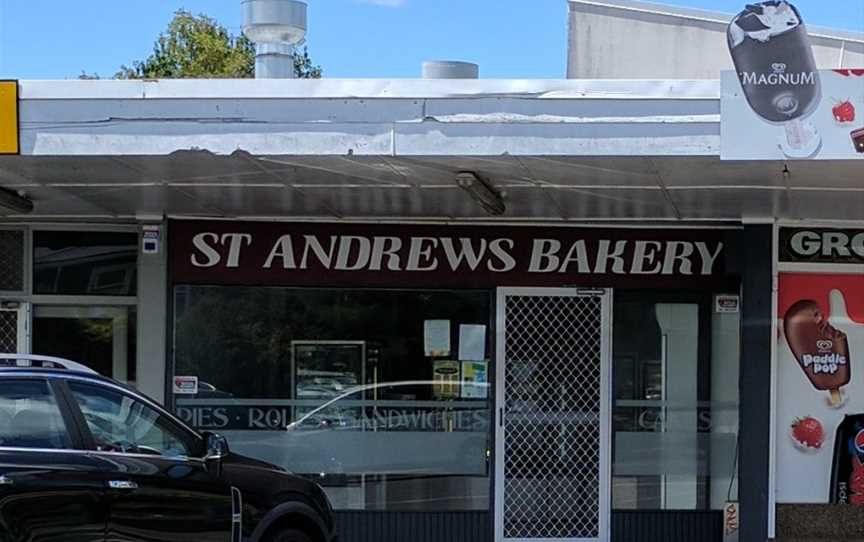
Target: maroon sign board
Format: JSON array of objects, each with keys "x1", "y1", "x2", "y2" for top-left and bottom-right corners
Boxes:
[{"x1": 170, "y1": 220, "x2": 738, "y2": 289}]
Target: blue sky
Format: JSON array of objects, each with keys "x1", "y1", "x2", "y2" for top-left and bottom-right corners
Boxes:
[{"x1": 0, "y1": 0, "x2": 862, "y2": 79}]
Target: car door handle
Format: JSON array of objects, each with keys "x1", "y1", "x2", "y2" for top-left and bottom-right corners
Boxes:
[
  {"x1": 0, "y1": 475, "x2": 13, "y2": 486},
  {"x1": 108, "y1": 480, "x2": 138, "y2": 490}
]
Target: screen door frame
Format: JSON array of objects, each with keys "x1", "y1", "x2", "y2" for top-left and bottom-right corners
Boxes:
[
  {"x1": 494, "y1": 287, "x2": 613, "y2": 542},
  {"x1": 0, "y1": 302, "x2": 30, "y2": 354}
]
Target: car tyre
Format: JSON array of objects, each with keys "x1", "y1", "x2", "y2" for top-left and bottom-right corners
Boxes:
[{"x1": 265, "y1": 528, "x2": 314, "y2": 542}]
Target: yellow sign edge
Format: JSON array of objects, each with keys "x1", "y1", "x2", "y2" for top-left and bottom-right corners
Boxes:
[{"x1": 0, "y1": 79, "x2": 20, "y2": 155}]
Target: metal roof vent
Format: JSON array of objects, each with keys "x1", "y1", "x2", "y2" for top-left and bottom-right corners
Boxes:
[
  {"x1": 422, "y1": 60, "x2": 479, "y2": 79},
  {"x1": 242, "y1": 0, "x2": 308, "y2": 79}
]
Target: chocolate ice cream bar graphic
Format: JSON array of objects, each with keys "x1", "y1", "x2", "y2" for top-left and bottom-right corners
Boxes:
[
  {"x1": 728, "y1": 2, "x2": 822, "y2": 158},
  {"x1": 852, "y1": 127, "x2": 864, "y2": 154},
  {"x1": 728, "y1": 2, "x2": 820, "y2": 124},
  {"x1": 784, "y1": 299, "x2": 850, "y2": 406}
]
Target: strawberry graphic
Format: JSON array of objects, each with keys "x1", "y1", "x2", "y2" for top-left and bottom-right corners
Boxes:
[
  {"x1": 791, "y1": 416, "x2": 824, "y2": 450},
  {"x1": 833, "y1": 99, "x2": 856, "y2": 123},
  {"x1": 835, "y1": 70, "x2": 864, "y2": 77},
  {"x1": 851, "y1": 456, "x2": 864, "y2": 506}
]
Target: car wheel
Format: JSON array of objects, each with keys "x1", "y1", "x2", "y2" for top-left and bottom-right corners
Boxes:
[{"x1": 265, "y1": 528, "x2": 314, "y2": 542}]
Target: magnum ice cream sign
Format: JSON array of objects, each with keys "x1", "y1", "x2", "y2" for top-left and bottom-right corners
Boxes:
[
  {"x1": 739, "y1": 66, "x2": 816, "y2": 89},
  {"x1": 728, "y1": 1, "x2": 822, "y2": 158}
]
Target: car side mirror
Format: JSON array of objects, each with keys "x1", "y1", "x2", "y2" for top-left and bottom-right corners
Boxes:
[{"x1": 202, "y1": 431, "x2": 230, "y2": 462}]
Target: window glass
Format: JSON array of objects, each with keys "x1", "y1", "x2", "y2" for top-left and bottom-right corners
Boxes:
[
  {"x1": 0, "y1": 379, "x2": 71, "y2": 449},
  {"x1": 173, "y1": 286, "x2": 492, "y2": 511},
  {"x1": 32, "y1": 306, "x2": 137, "y2": 382},
  {"x1": 68, "y1": 382, "x2": 196, "y2": 458},
  {"x1": 0, "y1": 229, "x2": 25, "y2": 292},
  {"x1": 612, "y1": 293, "x2": 739, "y2": 511},
  {"x1": 34, "y1": 231, "x2": 138, "y2": 296}
]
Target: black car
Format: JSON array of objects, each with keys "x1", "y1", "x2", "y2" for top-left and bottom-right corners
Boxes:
[{"x1": 0, "y1": 354, "x2": 336, "y2": 542}]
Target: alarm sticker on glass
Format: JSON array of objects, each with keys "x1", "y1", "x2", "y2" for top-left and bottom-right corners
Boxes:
[{"x1": 173, "y1": 376, "x2": 199, "y2": 395}]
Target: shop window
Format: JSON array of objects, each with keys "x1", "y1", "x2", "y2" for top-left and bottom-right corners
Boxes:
[
  {"x1": 0, "y1": 229, "x2": 24, "y2": 292},
  {"x1": 33, "y1": 231, "x2": 137, "y2": 296},
  {"x1": 31, "y1": 306, "x2": 137, "y2": 383},
  {"x1": 173, "y1": 286, "x2": 491, "y2": 511},
  {"x1": 612, "y1": 292, "x2": 739, "y2": 511}
]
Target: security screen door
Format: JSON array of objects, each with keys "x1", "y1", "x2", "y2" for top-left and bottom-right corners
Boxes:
[{"x1": 495, "y1": 288, "x2": 611, "y2": 542}]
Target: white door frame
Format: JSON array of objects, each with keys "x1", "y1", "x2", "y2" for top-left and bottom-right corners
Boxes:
[
  {"x1": 17, "y1": 303, "x2": 30, "y2": 354},
  {"x1": 0, "y1": 302, "x2": 30, "y2": 354},
  {"x1": 494, "y1": 287, "x2": 613, "y2": 542}
]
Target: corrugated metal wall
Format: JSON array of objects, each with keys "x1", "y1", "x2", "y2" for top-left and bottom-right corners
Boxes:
[
  {"x1": 334, "y1": 511, "x2": 491, "y2": 542},
  {"x1": 612, "y1": 510, "x2": 723, "y2": 542},
  {"x1": 334, "y1": 510, "x2": 722, "y2": 542}
]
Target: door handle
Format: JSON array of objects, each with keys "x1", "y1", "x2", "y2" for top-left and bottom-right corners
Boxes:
[
  {"x1": 108, "y1": 480, "x2": 138, "y2": 490},
  {"x1": 0, "y1": 475, "x2": 13, "y2": 486}
]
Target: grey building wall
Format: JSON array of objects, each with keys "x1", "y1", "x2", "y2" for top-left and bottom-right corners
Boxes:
[
  {"x1": 137, "y1": 222, "x2": 168, "y2": 403},
  {"x1": 567, "y1": 0, "x2": 864, "y2": 79}
]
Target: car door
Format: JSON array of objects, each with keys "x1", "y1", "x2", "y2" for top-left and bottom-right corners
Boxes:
[
  {"x1": 0, "y1": 377, "x2": 107, "y2": 542},
  {"x1": 62, "y1": 379, "x2": 233, "y2": 542}
]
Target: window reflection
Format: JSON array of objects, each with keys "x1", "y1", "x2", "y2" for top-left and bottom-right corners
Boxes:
[
  {"x1": 0, "y1": 380, "x2": 70, "y2": 449},
  {"x1": 32, "y1": 306, "x2": 137, "y2": 382},
  {"x1": 69, "y1": 381, "x2": 194, "y2": 457},
  {"x1": 612, "y1": 293, "x2": 739, "y2": 511},
  {"x1": 33, "y1": 231, "x2": 137, "y2": 296},
  {"x1": 173, "y1": 286, "x2": 491, "y2": 511}
]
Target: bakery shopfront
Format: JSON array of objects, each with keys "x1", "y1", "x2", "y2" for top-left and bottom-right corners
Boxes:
[
  {"x1": 168, "y1": 219, "x2": 746, "y2": 542},
  {"x1": 1, "y1": 71, "x2": 783, "y2": 542}
]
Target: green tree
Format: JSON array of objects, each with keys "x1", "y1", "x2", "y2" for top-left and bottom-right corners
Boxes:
[{"x1": 114, "y1": 9, "x2": 321, "y2": 79}]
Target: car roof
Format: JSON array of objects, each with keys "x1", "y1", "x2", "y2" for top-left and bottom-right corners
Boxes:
[
  {"x1": 0, "y1": 354, "x2": 98, "y2": 374},
  {"x1": 0, "y1": 354, "x2": 136, "y2": 395},
  {"x1": 0, "y1": 367, "x2": 134, "y2": 397},
  {"x1": 0, "y1": 366, "x2": 111, "y2": 381}
]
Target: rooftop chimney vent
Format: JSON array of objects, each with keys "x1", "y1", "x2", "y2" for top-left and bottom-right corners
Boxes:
[
  {"x1": 242, "y1": 0, "x2": 308, "y2": 79},
  {"x1": 422, "y1": 61, "x2": 479, "y2": 79}
]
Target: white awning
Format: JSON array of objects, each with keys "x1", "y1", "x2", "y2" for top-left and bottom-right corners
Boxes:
[{"x1": 0, "y1": 79, "x2": 859, "y2": 222}]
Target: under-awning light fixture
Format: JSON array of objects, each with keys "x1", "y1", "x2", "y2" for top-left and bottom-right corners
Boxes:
[
  {"x1": 0, "y1": 187, "x2": 33, "y2": 214},
  {"x1": 456, "y1": 171, "x2": 506, "y2": 216}
]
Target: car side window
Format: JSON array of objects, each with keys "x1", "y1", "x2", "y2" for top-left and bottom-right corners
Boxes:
[
  {"x1": 0, "y1": 379, "x2": 71, "y2": 449},
  {"x1": 67, "y1": 381, "x2": 197, "y2": 458}
]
